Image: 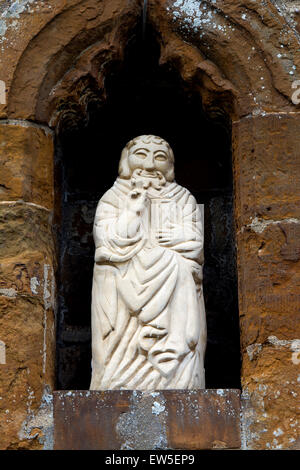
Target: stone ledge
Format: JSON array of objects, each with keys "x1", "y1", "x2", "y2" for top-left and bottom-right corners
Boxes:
[{"x1": 53, "y1": 389, "x2": 241, "y2": 450}]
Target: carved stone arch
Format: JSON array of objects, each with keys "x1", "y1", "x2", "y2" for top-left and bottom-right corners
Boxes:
[
  {"x1": 6, "y1": 0, "x2": 142, "y2": 123},
  {"x1": 4, "y1": 0, "x2": 300, "y2": 126},
  {"x1": 148, "y1": 0, "x2": 300, "y2": 117},
  {"x1": 0, "y1": 0, "x2": 299, "y2": 450}
]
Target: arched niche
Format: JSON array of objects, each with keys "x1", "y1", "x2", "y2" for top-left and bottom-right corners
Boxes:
[
  {"x1": 6, "y1": 0, "x2": 300, "y2": 123},
  {"x1": 54, "y1": 22, "x2": 239, "y2": 389}
]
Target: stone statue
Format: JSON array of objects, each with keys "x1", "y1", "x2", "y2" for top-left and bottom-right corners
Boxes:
[{"x1": 90, "y1": 135, "x2": 206, "y2": 390}]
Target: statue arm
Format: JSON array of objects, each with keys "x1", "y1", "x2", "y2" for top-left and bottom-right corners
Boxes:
[
  {"x1": 93, "y1": 187, "x2": 146, "y2": 263},
  {"x1": 178, "y1": 194, "x2": 204, "y2": 263},
  {"x1": 158, "y1": 193, "x2": 204, "y2": 263}
]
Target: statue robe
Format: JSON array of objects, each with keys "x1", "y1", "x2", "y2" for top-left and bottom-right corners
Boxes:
[{"x1": 90, "y1": 177, "x2": 206, "y2": 390}]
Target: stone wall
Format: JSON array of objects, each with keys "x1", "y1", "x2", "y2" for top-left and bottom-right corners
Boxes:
[
  {"x1": 0, "y1": 121, "x2": 56, "y2": 449},
  {"x1": 233, "y1": 114, "x2": 300, "y2": 449},
  {"x1": 0, "y1": 0, "x2": 299, "y2": 449}
]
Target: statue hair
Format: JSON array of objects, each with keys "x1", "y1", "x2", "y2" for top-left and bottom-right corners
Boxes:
[{"x1": 118, "y1": 135, "x2": 175, "y2": 181}]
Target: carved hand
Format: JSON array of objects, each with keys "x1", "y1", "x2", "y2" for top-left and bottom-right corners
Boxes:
[
  {"x1": 115, "y1": 186, "x2": 148, "y2": 239},
  {"x1": 156, "y1": 223, "x2": 187, "y2": 246},
  {"x1": 127, "y1": 186, "x2": 148, "y2": 215}
]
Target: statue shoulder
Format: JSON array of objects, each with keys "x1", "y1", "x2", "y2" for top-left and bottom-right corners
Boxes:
[
  {"x1": 98, "y1": 179, "x2": 129, "y2": 204},
  {"x1": 169, "y1": 182, "x2": 197, "y2": 204}
]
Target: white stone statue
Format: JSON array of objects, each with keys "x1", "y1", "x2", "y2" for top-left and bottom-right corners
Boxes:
[{"x1": 90, "y1": 135, "x2": 206, "y2": 390}]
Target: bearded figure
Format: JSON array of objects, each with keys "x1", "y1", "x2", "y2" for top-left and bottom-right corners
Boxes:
[{"x1": 90, "y1": 135, "x2": 206, "y2": 390}]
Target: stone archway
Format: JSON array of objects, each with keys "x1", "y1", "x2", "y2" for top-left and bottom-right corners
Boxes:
[{"x1": 0, "y1": 0, "x2": 299, "y2": 450}]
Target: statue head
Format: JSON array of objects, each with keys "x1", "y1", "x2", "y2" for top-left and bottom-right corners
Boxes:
[{"x1": 118, "y1": 135, "x2": 175, "y2": 183}]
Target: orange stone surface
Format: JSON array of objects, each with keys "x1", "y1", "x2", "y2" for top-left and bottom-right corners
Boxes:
[
  {"x1": 0, "y1": 122, "x2": 54, "y2": 209},
  {"x1": 0, "y1": 203, "x2": 55, "y2": 449},
  {"x1": 54, "y1": 390, "x2": 241, "y2": 450},
  {"x1": 233, "y1": 114, "x2": 300, "y2": 449}
]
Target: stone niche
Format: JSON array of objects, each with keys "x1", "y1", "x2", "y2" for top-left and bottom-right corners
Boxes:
[
  {"x1": 1, "y1": 0, "x2": 300, "y2": 451},
  {"x1": 55, "y1": 23, "x2": 240, "y2": 393}
]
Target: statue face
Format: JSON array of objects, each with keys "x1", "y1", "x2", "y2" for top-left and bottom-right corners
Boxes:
[{"x1": 128, "y1": 141, "x2": 173, "y2": 178}]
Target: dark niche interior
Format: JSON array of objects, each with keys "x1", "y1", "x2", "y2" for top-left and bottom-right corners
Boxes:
[{"x1": 54, "y1": 24, "x2": 241, "y2": 390}]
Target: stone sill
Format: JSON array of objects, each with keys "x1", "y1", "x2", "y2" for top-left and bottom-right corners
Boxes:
[{"x1": 53, "y1": 389, "x2": 241, "y2": 450}]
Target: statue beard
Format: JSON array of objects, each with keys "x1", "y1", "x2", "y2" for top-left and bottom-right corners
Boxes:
[{"x1": 130, "y1": 168, "x2": 166, "y2": 191}]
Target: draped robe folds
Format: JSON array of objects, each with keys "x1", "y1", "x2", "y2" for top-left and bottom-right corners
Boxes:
[{"x1": 90, "y1": 177, "x2": 207, "y2": 390}]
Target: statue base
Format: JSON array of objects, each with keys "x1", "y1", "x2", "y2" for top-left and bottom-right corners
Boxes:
[{"x1": 53, "y1": 389, "x2": 241, "y2": 450}]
